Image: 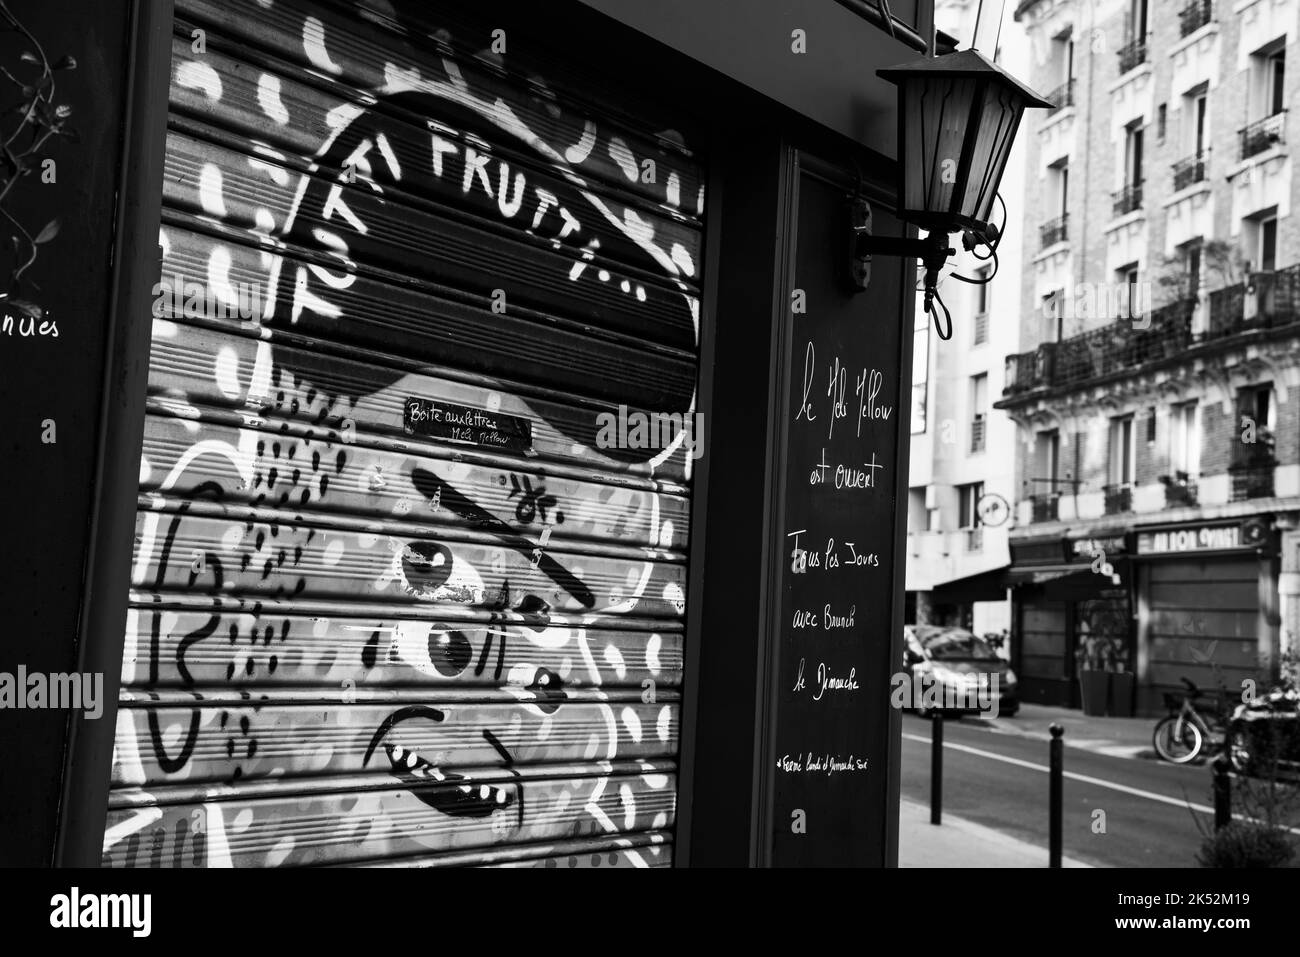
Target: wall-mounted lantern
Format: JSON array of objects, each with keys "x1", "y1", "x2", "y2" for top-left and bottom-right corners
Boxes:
[{"x1": 851, "y1": 49, "x2": 1051, "y2": 339}]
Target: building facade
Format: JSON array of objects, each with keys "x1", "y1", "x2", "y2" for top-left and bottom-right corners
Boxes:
[{"x1": 1000, "y1": 0, "x2": 1299, "y2": 713}]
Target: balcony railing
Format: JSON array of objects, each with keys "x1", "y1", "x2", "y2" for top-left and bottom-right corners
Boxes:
[
  {"x1": 1113, "y1": 181, "x2": 1143, "y2": 216},
  {"x1": 965, "y1": 526, "x2": 984, "y2": 551},
  {"x1": 1239, "y1": 111, "x2": 1286, "y2": 161},
  {"x1": 1045, "y1": 78, "x2": 1075, "y2": 113},
  {"x1": 1103, "y1": 484, "x2": 1133, "y2": 515},
  {"x1": 1160, "y1": 474, "x2": 1199, "y2": 507},
  {"x1": 970, "y1": 417, "x2": 986, "y2": 454},
  {"x1": 1117, "y1": 38, "x2": 1147, "y2": 74},
  {"x1": 1229, "y1": 462, "x2": 1275, "y2": 501},
  {"x1": 1000, "y1": 293, "x2": 1276, "y2": 398},
  {"x1": 1171, "y1": 152, "x2": 1207, "y2": 191},
  {"x1": 1206, "y1": 264, "x2": 1300, "y2": 338},
  {"x1": 1030, "y1": 493, "x2": 1060, "y2": 523},
  {"x1": 1249, "y1": 266, "x2": 1300, "y2": 322},
  {"x1": 1178, "y1": 0, "x2": 1212, "y2": 37},
  {"x1": 974, "y1": 312, "x2": 989, "y2": 345},
  {"x1": 1040, "y1": 214, "x2": 1068, "y2": 249}
]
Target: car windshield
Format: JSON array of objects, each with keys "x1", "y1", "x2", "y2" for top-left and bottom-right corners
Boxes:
[{"x1": 922, "y1": 630, "x2": 998, "y2": 661}]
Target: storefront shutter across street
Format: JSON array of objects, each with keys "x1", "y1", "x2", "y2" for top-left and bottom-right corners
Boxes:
[{"x1": 102, "y1": 0, "x2": 706, "y2": 867}]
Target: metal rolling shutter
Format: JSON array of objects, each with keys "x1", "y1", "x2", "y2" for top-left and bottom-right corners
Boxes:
[{"x1": 103, "y1": 0, "x2": 705, "y2": 868}]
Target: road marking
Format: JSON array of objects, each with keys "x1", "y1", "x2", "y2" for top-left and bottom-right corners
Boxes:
[{"x1": 902, "y1": 732, "x2": 1300, "y2": 835}]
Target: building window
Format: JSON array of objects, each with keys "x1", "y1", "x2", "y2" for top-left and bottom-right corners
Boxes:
[
  {"x1": 1174, "y1": 89, "x2": 1208, "y2": 189},
  {"x1": 1032, "y1": 429, "x2": 1061, "y2": 522},
  {"x1": 1116, "y1": 121, "x2": 1144, "y2": 215},
  {"x1": 958, "y1": 481, "x2": 984, "y2": 550},
  {"x1": 1041, "y1": 160, "x2": 1069, "y2": 248},
  {"x1": 1233, "y1": 385, "x2": 1277, "y2": 499},
  {"x1": 1118, "y1": 263, "x2": 1141, "y2": 319},
  {"x1": 1260, "y1": 215, "x2": 1277, "y2": 272},
  {"x1": 1119, "y1": 0, "x2": 1148, "y2": 71},
  {"x1": 1242, "y1": 44, "x2": 1286, "y2": 159},
  {"x1": 1267, "y1": 49, "x2": 1285, "y2": 116},
  {"x1": 970, "y1": 373, "x2": 988, "y2": 454},
  {"x1": 1106, "y1": 415, "x2": 1135, "y2": 513},
  {"x1": 974, "y1": 267, "x2": 990, "y2": 345},
  {"x1": 1156, "y1": 102, "x2": 1166, "y2": 143},
  {"x1": 1182, "y1": 238, "x2": 1202, "y2": 301},
  {"x1": 1170, "y1": 401, "x2": 1199, "y2": 477},
  {"x1": 1048, "y1": 30, "x2": 1075, "y2": 110},
  {"x1": 1042, "y1": 287, "x2": 1066, "y2": 341},
  {"x1": 911, "y1": 311, "x2": 929, "y2": 435}
]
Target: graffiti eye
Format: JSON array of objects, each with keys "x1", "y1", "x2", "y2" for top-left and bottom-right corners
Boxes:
[
  {"x1": 400, "y1": 541, "x2": 455, "y2": 597},
  {"x1": 428, "y1": 629, "x2": 473, "y2": 677}
]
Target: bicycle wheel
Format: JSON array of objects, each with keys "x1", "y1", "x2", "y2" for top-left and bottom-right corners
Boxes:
[{"x1": 1153, "y1": 715, "x2": 1203, "y2": 763}]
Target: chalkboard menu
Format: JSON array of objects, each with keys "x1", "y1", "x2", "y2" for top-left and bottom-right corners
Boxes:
[{"x1": 764, "y1": 160, "x2": 906, "y2": 866}]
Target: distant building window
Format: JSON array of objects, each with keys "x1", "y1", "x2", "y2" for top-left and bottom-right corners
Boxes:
[
  {"x1": 911, "y1": 311, "x2": 929, "y2": 434},
  {"x1": 1170, "y1": 401, "x2": 1199, "y2": 477}
]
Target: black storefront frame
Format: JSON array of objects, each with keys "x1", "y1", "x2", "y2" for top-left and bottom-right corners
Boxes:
[
  {"x1": 56, "y1": 0, "x2": 916, "y2": 868},
  {"x1": 1008, "y1": 532, "x2": 1136, "y2": 712}
]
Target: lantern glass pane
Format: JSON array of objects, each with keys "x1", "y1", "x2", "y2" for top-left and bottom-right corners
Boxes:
[
  {"x1": 902, "y1": 77, "x2": 977, "y2": 220},
  {"x1": 957, "y1": 83, "x2": 1024, "y2": 226}
]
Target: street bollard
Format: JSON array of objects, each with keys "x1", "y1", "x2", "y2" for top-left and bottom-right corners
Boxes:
[
  {"x1": 1049, "y1": 723, "x2": 1063, "y2": 868},
  {"x1": 1213, "y1": 753, "x2": 1232, "y2": 831},
  {"x1": 931, "y1": 710, "x2": 943, "y2": 825}
]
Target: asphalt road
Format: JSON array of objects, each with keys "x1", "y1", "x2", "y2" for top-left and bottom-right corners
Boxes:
[{"x1": 899, "y1": 712, "x2": 1221, "y2": 867}]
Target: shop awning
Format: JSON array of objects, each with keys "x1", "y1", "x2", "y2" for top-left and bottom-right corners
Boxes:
[
  {"x1": 929, "y1": 566, "x2": 1010, "y2": 604},
  {"x1": 1006, "y1": 559, "x2": 1131, "y2": 597},
  {"x1": 1004, "y1": 563, "x2": 1080, "y2": 585}
]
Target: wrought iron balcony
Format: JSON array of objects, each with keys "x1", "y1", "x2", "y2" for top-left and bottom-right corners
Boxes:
[
  {"x1": 1045, "y1": 78, "x2": 1075, "y2": 113},
  {"x1": 1113, "y1": 181, "x2": 1143, "y2": 216},
  {"x1": 1030, "y1": 493, "x2": 1060, "y2": 523},
  {"x1": 1039, "y1": 214, "x2": 1068, "y2": 249},
  {"x1": 970, "y1": 417, "x2": 986, "y2": 454},
  {"x1": 1103, "y1": 484, "x2": 1133, "y2": 515},
  {"x1": 1171, "y1": 152, "x2": 1207, "y2": 191},
  {"x1": 1117, "y1": 38, "x2": 1147, "y2": 74},
  {"x1": 965, "y1": 526, "x2": 984, "y2": 551},
  {"x1": 1160, "y1": 474, "x2": 1198, "y2": 507},
  {"x1": 974, "y1": 312, "x2": 989, "y2": 345},
  {"x1": 1206, "y1": 264, "x2": 1300, "y2": 338},
  {"x1": 1178, "y1": 0, "x2": 1212, "y2": 37},
  {"x1": 1229, "y1": 462, "x2": 1274, "y2": 501},
  {"x1": 1000, "y1": 298, "x2": 1195, "y2": 396},
  {"x1": 1239, "y1": 111, "x2": 1286, "y2": 161}
]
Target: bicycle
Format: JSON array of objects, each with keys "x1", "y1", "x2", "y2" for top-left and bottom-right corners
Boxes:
[{"x1": 1152, "y1": 677, "x2": 1231, "y2": 764}]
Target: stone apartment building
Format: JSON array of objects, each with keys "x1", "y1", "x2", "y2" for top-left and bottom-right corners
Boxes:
[{"x1": 998, "y1": 0, "x2": 1300, "y2": 713}]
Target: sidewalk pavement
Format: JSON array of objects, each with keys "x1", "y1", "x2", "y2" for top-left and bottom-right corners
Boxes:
[
  {"x1": 974, "y1": 702, "x2": 1156, "y2": 760},
  {"x1": 898, "y1": 798, "x2": 1097, "y2": 867}
]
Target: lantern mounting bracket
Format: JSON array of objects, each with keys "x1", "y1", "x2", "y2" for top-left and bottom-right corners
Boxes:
[
  {"x1": 848, "y1": 197, "x2": 952, "y2": 293},
  {"x1": 848, "y1": 196, "x2": 957, "y2": 339}
]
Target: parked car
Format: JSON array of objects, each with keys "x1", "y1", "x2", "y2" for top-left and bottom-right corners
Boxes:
[
  {"x1": 903, "y1": 625, "x2": 1019, "y2": 717},
  {"x1": 1227, "y1": 686, "x2": 1300, "y2": 778}
]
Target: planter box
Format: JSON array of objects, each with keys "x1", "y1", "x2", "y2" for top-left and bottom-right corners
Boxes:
[
  {"x1": 1108, "y1": 672, "x2": 1136, "y2": 717},
  {"x1": 1079, "y1": 671, "x2": 1109, "y2": 716}
]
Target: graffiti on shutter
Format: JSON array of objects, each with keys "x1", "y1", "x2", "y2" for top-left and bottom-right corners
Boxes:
[{"x1": 104, "y1": 0, "x2": 704, "y2": 868}]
